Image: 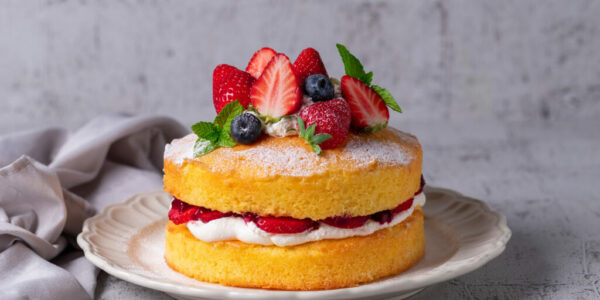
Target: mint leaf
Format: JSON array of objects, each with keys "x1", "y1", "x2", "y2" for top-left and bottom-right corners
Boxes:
[
  {"x1": 372, "y1": 85, "x2": 402, "y2": 113},
  {"x1": 193, "y1": 138, "x2": 216, "y2": 156},
  {"x1": 363, "y1": 72, "x2": 373, "y2": 86},
  {"x1": 214, "y1": 100, "x2": 244, "y2": 130},
  {"x1": 217, "y1": 129, "x2": 236, "y2": 148},
  {"x1": 337, "y1": 44, "x2": 404, "y2": 118},
  {"x1": 190, "y1": 100, "x2": 246, "y2": 157},
  {"x1": 191, "y1": 121, "x2": 218, "y2": 139},
  {"x1": 336, "y1": 43, "x2": 372, "y2": 86}
]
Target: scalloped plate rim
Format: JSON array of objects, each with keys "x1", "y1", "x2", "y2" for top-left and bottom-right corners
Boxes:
[{"x1": 77, "y1": 186, "x2": 511, "y2": 299}]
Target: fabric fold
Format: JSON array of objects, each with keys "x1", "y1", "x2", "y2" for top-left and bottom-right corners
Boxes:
[{"x1": 0, "y1": 114, "x2": 188, "y2": 299}]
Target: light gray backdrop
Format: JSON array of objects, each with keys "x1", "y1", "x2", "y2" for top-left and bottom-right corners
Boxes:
[
  {"x1": 1, "y1": 0, "x2": 599, "y2": 134},
  {"x1": 1, "y1": 1, "x2": 600, "y2": 299}
]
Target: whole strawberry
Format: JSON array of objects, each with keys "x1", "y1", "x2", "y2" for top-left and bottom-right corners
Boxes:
[
  {"x1": 213, "y1": 64, "x2": 255, "y2": 113},
  {"x1": 293, "y1": 48, "x2": 328, "y2": 87},
  {"x1": 299, "y1": 98, "x2": 351, "y2": 150}
]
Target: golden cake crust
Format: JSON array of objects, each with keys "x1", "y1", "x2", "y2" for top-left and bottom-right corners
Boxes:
[
  {"x1": 164, "y1": 208, "x2": 425, "y2": 290},
  {"x1": 163, "y1": 127, "x2": 422, "y2": 219}
]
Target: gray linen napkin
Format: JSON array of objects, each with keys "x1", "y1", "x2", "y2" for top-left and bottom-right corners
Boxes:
[{"x1": 0, "y1": 114, "x2": 187, "y2": 300}]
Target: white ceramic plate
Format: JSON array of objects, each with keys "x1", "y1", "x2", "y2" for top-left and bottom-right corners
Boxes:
[{"x1": 77, "y1": 187, "x2": 511, "y2": 300}]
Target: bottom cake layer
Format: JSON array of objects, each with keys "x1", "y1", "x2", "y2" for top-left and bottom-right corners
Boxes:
[{"x1": 164, "y1": 208, "x2": 425, "y2": 290}]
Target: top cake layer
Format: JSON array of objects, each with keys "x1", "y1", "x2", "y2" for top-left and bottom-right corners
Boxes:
[
  {"x1": 163, "y1": 127, "x2": 422, "y2": 219},
  {"x1": 165, "y1": 127, "x2": 418, "y2": 177}
]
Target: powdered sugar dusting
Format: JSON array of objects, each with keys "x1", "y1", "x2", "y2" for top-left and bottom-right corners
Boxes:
[
  {"x1": 342, "y1": 136, "x2": 412, "y2": 166},
  {"x1": 164, "y1": 134, "x2": 195, "y2": 165},
  {"x1": 164, "y1": 128, "x2": 418, "y2": 177},
  {"x1": 211, "y1": 143, "x2": 327, "y2": 177}
]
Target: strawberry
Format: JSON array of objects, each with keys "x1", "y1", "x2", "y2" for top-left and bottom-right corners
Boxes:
[
  {"x1": 196, "y1": 207, "x2": 234, "y2": 223},
  {"x1": 299, "y1": 98, "x2": 351, "y2": 150},
  {"x1": 168, "y1": 199, "x2": 199, "y2": 225},
  {"x1": 250, "y1": 54, "x2": 302, "y2": 118},
  {"x1": 371, "y1": 210, "x2": 393, "y2": 224},
  {"x1": 213, "y1": 64, "x2": 255, "y2": 114},
  {"x1": 322, "y1": 215, "x2": 370, "y2": 229},
  {"x1": 340, "y1": 75, "x2": 389, "y2": 132},
  {"x1": 392, "y1": 197, "x2": 414, "y2": 215},
  {"x1": 292, "y1": 48, "x2": 328, "y2": 86},
  {"x1": 245, "y1": 47, "x2": 277, "y2": 79},
  {"x1": 255, "y1": 215, "x2": 319, "y2": 234},
  {"x1": 416, "y1": 175, "x2": 425, "y2": 195}
]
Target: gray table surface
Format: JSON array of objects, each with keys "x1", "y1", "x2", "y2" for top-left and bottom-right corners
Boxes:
[{"x1": 95, "y1": 118, "x2": 600, "y2": 299}]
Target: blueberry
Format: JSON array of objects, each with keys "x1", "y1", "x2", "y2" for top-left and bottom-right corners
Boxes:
[
  {"x1": 304, "y1": 74, "x2": 334, "y2": 102},
  {"x1": 230, "y1": 113, "x2": 262, "y2": 144}
]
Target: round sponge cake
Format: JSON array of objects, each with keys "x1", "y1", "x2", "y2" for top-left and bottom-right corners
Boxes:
[
  {"x1": 163, "y1": 127, "x2": 422, "y2": 219},
  {"x1": 165, "y1": 208, "x2": 425, "y2": 290}
]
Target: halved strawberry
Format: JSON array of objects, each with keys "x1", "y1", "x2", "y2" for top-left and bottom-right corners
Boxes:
[
  {"x1": 255, "y1": 215, "x2": 318, "y2": 234},
  {"x1": 213, "y1": 64, "x2": 255, "y2": 113},
  {"x1": 196, "y1": 207, "x2": 234, "y2": 223},
  {"x1": 293, "y1": 48, "x2": 328, "y2": 86},
  {"x1": 340, "y1": 75, "x2": 389, "y2": 132},
  {"x1": 322, "y1": 215, "x2": 370, "y2": 229},
  {"x1": 168, "y1": 199, "x2": 199, "y2": 225},
  {"x1": 250, "y1": 54, "x2": 302, "y2": 118},
  {"x1": 245, "y1": 47, "x2": 277, "y2": 79},
  {"x1": 392, "y1": 198, "x2": 414, "y2": 215}
]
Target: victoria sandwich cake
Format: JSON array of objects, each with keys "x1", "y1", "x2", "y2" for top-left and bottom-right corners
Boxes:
[{"x1": 163, "y1": 44, "x2": 426, "y2": 290}]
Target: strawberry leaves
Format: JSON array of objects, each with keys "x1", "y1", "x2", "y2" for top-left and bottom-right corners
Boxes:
[
  {"x1": 297, "y1": 116, "x2": 331, "y2": 155},
  {"x1": 191, "y1": 100, "x2": 244, "y2": 156},
  {"x1": 336, "y1": 43, "x2": 402, "y2": 114}
]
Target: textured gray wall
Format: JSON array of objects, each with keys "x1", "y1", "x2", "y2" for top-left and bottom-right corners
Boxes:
[{"x1": 1, "y1": 0, "x2": 599, "y2": 133}]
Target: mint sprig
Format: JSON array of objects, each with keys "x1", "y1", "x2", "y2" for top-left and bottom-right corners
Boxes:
[
  {"x1": 372, "y1": 85, "x2": 402, "y2": 113},
  {"x1": 336, "y1": 44, "x2": 373, "y2": 86},
  {"x1": 190, "y1": 100, "x2": 244, "y2": 157},
  {"x1": 336, "y1": 43, "x2": 403, "y2": 114},
  {"x1": 297, "y1": 116, "x2": 331, "y2": 155}
]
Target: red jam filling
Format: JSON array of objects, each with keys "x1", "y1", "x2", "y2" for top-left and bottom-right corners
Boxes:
[{"x1": 169, "y1": 176, "x2": 425, "y2": 234}]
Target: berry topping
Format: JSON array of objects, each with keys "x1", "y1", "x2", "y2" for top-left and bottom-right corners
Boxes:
[
  {"x1": 292, "y1": 48, "x2": 328, "y2": 86},
  {"x1": 371, "y1": 210, "x2": 393, "y2": 224},
  {"x1": 299, "y1": 98, "x2": 351, "y2": 150},
  {"x1": 304, "y1": 74, "x2": 334, "y2": 102},
  {"x1": 336, "y1": 43, "x2": 402, "y2": 130},
  {"x1": 250, "y1": 54, "x2": 302, "y2": 119},
  {"x1": 168, "y1": 199, "x2": 199, "y2": 225},
  {"x1": 169, "y1": 199, "x2": 234, "y2": 224},
  {"x1": 213, "y1": 64, "x2": 255, "y2": 113},
  {"x1": 230, "y1": 113, "x2": 262, "y2": 144},
  {"x1": 322, "y1": 215, "x2": 370, "y2": 229},
  {"x1": 195, "y1": 207, "x2": 234, "y2": 223},
  {"x1": 245, "y1": 47, "x2": 277, "y2": 79},
  {"x1": 372, "y1": 197, "x2": 415, "y2": 224},
  {"x1": 255, "y1": 216, "x2": 319, "y2": 234},
  {"x1": 392, "y1": 198, "x2": 414, "y2": 215},
  {"x1": 341, "y1": 75, "x2": 389, "y2": 132}
]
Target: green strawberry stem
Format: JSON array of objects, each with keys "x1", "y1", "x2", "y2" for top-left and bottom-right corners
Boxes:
[{"x1": 296, "y1": 116, "x2": 331, "y2": 155}]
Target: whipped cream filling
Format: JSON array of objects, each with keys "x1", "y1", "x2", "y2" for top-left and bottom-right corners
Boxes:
[{"x1": 186, "y1": 193, "x2": 425, "y2": 247}]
